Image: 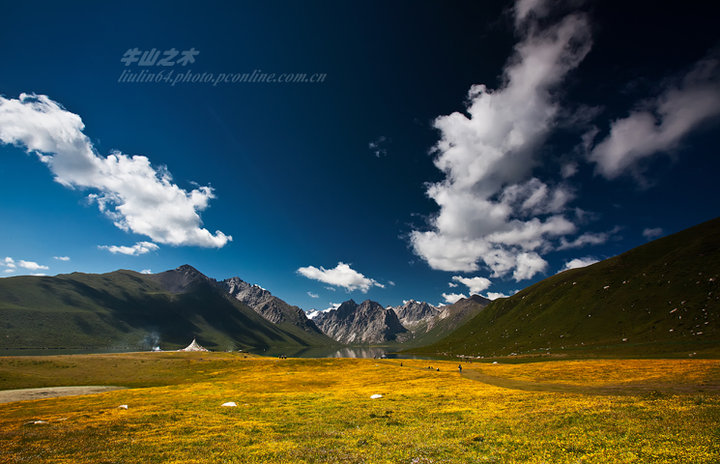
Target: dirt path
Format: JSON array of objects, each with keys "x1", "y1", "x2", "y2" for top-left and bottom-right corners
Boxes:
[{"x1": 0, "y1": 386, "x2": 125, "y2": 404}]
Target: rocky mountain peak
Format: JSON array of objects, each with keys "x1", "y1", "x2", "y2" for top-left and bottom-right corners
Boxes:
[
  {"x1": 313, "y1": 298, "x2": 408, "y2": 344},
  {"x1": 176, "y1": 264, "x2": 199, "y2": 273},
  {"x1": 336, "y1": 299, "x2": 358, "y2": 316},
  {"x1": 391, "y1": 300, "x2": 439, "y2": 327},
  {"x1": 358, "y1": 299, "x2": 384, "y2": 311},
  {"x1": 221, "y1": 276, "x2": 326, "y2": 337},
  {"x1": 151, "y1": 264, "x2": 214, "y2": 293},
  {"x1": 467, "y1": 294, "x2": 491, "y2": 305},
  {"x1": 223, "y1": 277, "x2": 273, "y2": 308}
]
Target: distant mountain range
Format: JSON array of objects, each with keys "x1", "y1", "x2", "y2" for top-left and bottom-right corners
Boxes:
[
  {"x1": 386, "y1": 295, "x2": 491, "y2": 348},
  {"x1": 223, "y1": 276, "x2": 330, "y2": 345},
  {"x1": 312, "y1": 300, "x2": 408, "y2": 344},
  {"x1": 413, "y1": 217, "x2": 720, "y2": 358},
  {"x1": 1, "y1": 217, "x2": 717, "y2": 357},
  {"x1": 390, "y1": 300, "x2": 439, "y2": 330},
  {"x1": 0, "y1": 264, "x2": 332, "y2": 352},
  {"x1": 307, "y1": 295, "x2": 491, "y2": 346}
]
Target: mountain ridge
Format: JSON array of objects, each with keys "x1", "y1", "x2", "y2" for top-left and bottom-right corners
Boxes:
[
  {"x1": 389, "y1": 300, "x2": 440, "y2": 330},
  {"x1": 0, "y1": 266, "x2": 331, "y2": 352},
  {"x1": 223, "y1": 276, "x2": 332, "y2": 345},
  {"x1": 412, "y1": 217, "x2": 720, "y2": 358},
  {"x1": 313, "y1": 299, "x2": 409, "y2": 344}
]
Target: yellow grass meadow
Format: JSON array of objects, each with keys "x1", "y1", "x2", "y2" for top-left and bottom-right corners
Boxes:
[{"x1": 1, "y1": 353, "x2": 719, "y2": 463}]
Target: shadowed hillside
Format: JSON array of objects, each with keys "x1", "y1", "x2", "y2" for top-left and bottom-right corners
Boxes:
[
  {"x1": 413, "y1": 217, "x2": 720, "y2": 358},
  {"x1": 0, "y1": 265, "x2": 331, "y2": 353},
  {"x1": 399, "y1": 295, "x2": 491, "y2": 348}
]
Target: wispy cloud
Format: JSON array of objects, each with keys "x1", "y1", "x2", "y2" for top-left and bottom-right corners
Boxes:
[
  {"x1": 98, "y1": 241, "x2": 159, "y2": 256},
  {"x1": 297, "y1": 262, "x2": 383, "y2": 293},
  {"x1": 53, "y1": 256, "x2": 70, "y2": 261},
  {"x1": 368, "y1": 136, "x2": 390, "y2": 158},
  {"x1": 642, "y1": 227, "x2": 663, "y2": 240},
  {"x1": 0, "y1": 93, "x2": 231, "y2": 248},
  {"x1": 587, "y1": 53, "x2": 720, "y2": 179},
  {"x1": 307, "y1": 291, "x2": 319, "y2": 298},
  {"x1": 410, "y1": 1, "x2": 590, "y2": 280},
  {"x1": 557, "y1": 227, "x2": 619, "y2": 250}
]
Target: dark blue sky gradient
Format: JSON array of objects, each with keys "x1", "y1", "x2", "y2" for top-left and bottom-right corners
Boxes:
[{"x1": 1, "y1": 0, "x2": 718, "y2": 309}]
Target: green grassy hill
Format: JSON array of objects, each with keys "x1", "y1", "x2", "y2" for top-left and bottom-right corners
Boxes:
[
  {"x1": 400, "y1": 295, "x2": 490, "y2": 349},
  {"x1": 413, "y1": 217, "x2": 720, "y2": 358},
  {"x1": 0, "y1": 268, "x2": 329, "y2": 353}
]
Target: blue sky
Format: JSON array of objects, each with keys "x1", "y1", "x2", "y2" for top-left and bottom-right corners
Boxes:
[{"x1": 1, "y1": 0, "x2": 719, "y2": 311}]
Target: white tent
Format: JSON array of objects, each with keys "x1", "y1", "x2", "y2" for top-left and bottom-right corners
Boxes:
[{"x1": 180, "y1": 338, "x2": 209, "y2": 352}]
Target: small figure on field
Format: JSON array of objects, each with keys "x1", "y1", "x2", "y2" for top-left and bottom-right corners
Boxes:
[{"x1": 458, "y1": 364, "x2": 462, "y2": 373}]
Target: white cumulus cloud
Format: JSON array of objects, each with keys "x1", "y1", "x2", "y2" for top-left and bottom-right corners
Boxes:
[
  {"x1": 442, "y1": 292, "x2": 467, "y2": 304},
  {"x1": 98, "y1": 241, "x2": 159, "y2": 256},
  {"x1": 2, "y1": 257, "x2": 49, "y2": 273},
  {"x1": 451, "y1": 275, "x2": 492, "y2": 294},
  {"x1": 18, "y1": 260, "x2": 49, "y2": 271},
  {"x1": 562, "y1": 257, "x2": 599, "y2": 271},
  {"x1": 297, "y1": 262, "x2": 383, "y2": 293},
  {"x1": 588, "y1": 53, "x2": 720, "y2": 179},
  {"x1": 410, "y1": 3, "x2": 590, "y2": 280},
  {"x1": 513, "y1": 252, "x2": 548, "y2": 281},
  {"x1": 485, "y1": 291, "x2": 510, "y2": 300},
  {"x1": 140, "y1": 269, "x2": 153, "y2": 274},
  {"x1": 0, "y1": 93, "x2": 231, "y2": 248},
  {"x1": 2, "y1": 258, "x2": 16, "y2": 274}
]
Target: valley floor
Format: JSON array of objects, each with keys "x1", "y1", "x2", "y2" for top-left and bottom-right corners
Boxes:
[{"x1": 0, "y1": 353, "x2": 719, "y2": 463}]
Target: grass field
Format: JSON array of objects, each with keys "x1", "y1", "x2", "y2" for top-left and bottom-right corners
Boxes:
[
  {"x1": 412, "y1": 217, "x2": 720, "y2": 360},
  {"x1": 1, "y1": 353, "x2": 719, "y2": 463}
]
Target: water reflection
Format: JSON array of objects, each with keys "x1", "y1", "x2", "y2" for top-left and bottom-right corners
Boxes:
[
  {"x1": 250, "y1": 345, "x2": 434, "y2": 359},
  {"x1": 0, "y1": 346, "x2": 436, "y2": 360}
]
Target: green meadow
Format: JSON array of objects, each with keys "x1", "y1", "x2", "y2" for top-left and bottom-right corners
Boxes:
[{"x1": 1, "y1": 352, "x2": 719, "y2": 463}]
